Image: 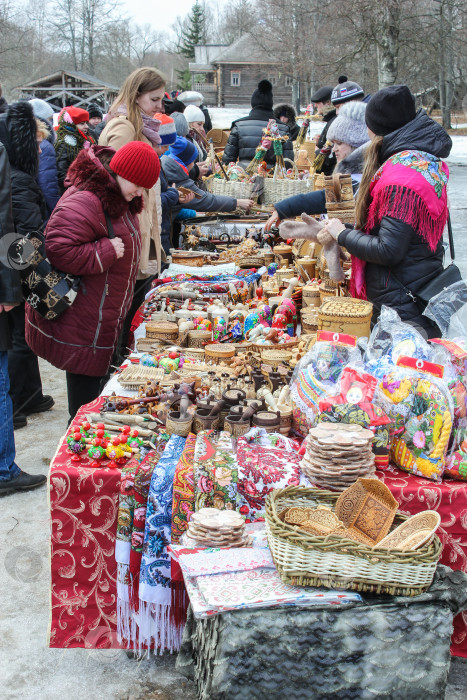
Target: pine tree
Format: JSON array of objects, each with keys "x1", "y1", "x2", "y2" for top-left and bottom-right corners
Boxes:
[{"x1": 178, "y1": 1, "x2": 206, "y2": 60}]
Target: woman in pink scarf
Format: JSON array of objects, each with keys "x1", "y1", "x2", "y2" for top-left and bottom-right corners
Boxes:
[{"x1": 323, "y1": 85, "x2": 452, "y2": 338}]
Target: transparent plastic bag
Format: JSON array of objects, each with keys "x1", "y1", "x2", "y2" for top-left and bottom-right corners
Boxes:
[
  {"x1": 290, "y1": 333, "x2": 363, "y2": 436},
  {"x1": 364, "y1": 306, "x2": 431, "y2": 380},
  {"x1": 423, "y1": 280, "x2": 467, "y2": 339},
  {"x1": 375, "y1": 357, "x2": 454, "y2": 481}
]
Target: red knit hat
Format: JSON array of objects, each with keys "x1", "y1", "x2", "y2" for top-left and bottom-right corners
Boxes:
[
  {"x1": 65, "y1": 106, "x2": 90, "y2": 124},
  {"x1": 110, "y1": 141, "x2": 160, "y2": 189}
]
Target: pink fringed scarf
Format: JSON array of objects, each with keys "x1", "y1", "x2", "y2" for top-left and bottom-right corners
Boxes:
[{"x1": 351, "y1": 150, "x2": 449, "y2": 299}]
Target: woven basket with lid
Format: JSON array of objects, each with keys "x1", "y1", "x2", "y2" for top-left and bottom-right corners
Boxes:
[
  {"x1": 318, "y1": 298, "x2": 373, "y2": 337},
  {"x1": 146, "y1": 321, "x2": 179, "y2": 341},
  {"x1": 187, "y1": 329, "x2": 212, "y2": 348},
  {"x1": 205, "y1": 343, "x2": 236, "y2": 364},
  {"x1": 300, "y1": 308, "x2": 319, "y2": 333},
  {"x1": 302, "y1": 284, "x2": 321, "y2": 308}
]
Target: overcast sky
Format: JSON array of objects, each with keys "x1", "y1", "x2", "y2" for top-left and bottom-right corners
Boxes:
[{"x1": 120, "y1": 0, "x2": 204, "y2": 33}]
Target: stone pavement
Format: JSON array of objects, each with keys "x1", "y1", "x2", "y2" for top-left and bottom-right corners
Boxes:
[{"x1": 2, "y1": 359, "x2": 466, "y2": 699}]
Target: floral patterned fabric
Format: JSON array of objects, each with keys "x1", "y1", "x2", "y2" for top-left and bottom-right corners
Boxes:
[
  {"x1": 137, "y1": 435, "x2": 186, "y2": 653},
  {"x1": 236, "y1": 432, "x2": 301, "y2": 522},
  {"x1": 193, "y1": 431, "x2": 240, "y2": 511},
  {"x1": 377, "y1": 463, "x2": 467, "y2": 658},
  {"x1": 171, "y1": 434, "x2": 196, "y2": 543}
]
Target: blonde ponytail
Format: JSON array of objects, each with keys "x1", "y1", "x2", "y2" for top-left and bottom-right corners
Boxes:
[{"x1": 355, "y1": 135, "x2": 384, "y2": 230}]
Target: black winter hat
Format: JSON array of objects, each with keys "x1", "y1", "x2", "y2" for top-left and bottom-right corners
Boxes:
[
  {"x1": 251, "y1": 80, "x2": 273, "y2": 109},
  {"x1": 87, "y1": 103, "x2": 103, "y2": 119},
  {"x1": 310, "y1": 86, "x2": 333, "y2": 103},
  {"x1": 331, "y1": 76, "x2": 364, "y2": 105},
  {"x1": 365, "y1": 85, "x2": 416, "y2": 136}
]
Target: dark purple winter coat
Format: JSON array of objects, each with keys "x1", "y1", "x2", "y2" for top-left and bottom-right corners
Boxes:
[{"x1": 26, "y1": 144, "x2": 143, "y2": 376}]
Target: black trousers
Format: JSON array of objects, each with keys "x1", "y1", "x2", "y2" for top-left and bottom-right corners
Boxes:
[
  {"x1": 8, "y1": 303, "x2": 44, "y2": 414},
  {"x1": 66, "y1": 372, "x2": 102, "y2": 423}
]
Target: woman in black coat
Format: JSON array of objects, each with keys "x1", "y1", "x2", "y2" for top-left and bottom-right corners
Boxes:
[
  {"x1": 273, "y1": 104, "x2": 300, "y2": 141},
  {"x1": 323, "y1": 85, "x2": 452, "y2": 337},
  {"x1": 0, "y1": 101, "x2": 53, "y2": 427},
  {"x1": 222, "y1": 80, "x2": 294, "y2": 168}
]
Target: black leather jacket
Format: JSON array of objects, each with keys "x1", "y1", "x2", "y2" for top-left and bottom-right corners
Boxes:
[
  {"x1": 222, "y1": 107, "x2": 294, "y2": 169},
  {"x1": 338, "y1": 110, "x2": 452, "y2": 336}
]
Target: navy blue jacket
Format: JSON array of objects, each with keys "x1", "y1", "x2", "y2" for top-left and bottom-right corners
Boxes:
[
  {"x1": 160, "y1": 165, "x2": 181, "y2": 254},
  {"x1": 37, "y1": 137, "x2": 60, "y2": 220},
  {"x1": 275, "y1": 189, "x2": 326, "y2": 220}
]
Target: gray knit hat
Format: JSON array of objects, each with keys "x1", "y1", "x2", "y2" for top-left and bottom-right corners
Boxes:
[
  {"x1": 326, "y1": 101, "x2": 369, "y2": 148},
  {"x1": 29, "y1": 98, "x2": 54, "y2": 121},
  {"x1": 172, "y1": 112, "x2": 189, "y2": 137}
]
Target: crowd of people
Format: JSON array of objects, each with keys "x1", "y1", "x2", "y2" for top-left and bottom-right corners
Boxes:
[{"x1": 0, "y1": 67, "x2": 452, "y2": 495}]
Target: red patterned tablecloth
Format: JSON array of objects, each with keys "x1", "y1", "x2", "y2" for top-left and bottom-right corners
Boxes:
[
  {"x1": 377, "y1": 464, "x2": 467, "y2": 658},
  {"x1": 48, "y1": 397, "x2": 122, "y2": 648}
]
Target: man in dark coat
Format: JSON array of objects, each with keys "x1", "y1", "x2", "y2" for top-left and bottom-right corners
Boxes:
[
  {"x1": 310, "y1": 84, "x2": 337, "y2": 175},
  {"x1": 222, "y1": 80, "x2": 294, "y2": 168},
  {"x1": 0, "y1": 102, "x2": 54, "y2": 428},
  {"x1": 0, "y1": 142, "x2": 47, "y2": 493},
  {"x1": 0, "y1": 83, "x2": 7, "y2": 114}
]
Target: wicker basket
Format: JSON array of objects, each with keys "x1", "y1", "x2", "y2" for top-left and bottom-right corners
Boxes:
[
  {"x1": 146, "y1": 321, "x2": 179, "y2": 341},
  {"x1": 302, "y1": 284, "x2": 321, "y2": 308},
  {"x1": 166, "y1": 411, "x2": 193, "y2": 437},
  {"x1": 184, "y1": 348, "x2": 205, "y2": 361},
  {"x1": 319, "y1": 287, "x2": 340, "y2": 303},
  {"x1": 262, "y1": 160, "x2": 312, "y2": 205},
  {"x1": 265, "y1": 486, "x2": 441, "y2": 596},
  {"x1": 300, "y1": 308, "x2": 319, "y2": 333},
  {"x1": 273, "y1": 243, "x2": 294, "y2": 265},
  {"x1": 187, "y1": 330, "x2": 212, "y2": 348},
  {"x1": 206, "y1": 166, "x2": 255, "y2": 199},
  {"x1": 327, "y1": 208, "x2": 356, "y2": 225},
  {"x1": 296, "y1": 257, "x2": 316, "y2": 280},
  {"x1": 261, "y1": 349, "x2": 293, "y2": 366},
  {"x1": 238, "y1": 256, "x2": 265, "y2": 269},
  {"x1": 275, "y1": 268, "x2": 297, "y2": 287},
  {"x1": 171, "y1": 251, "x2": 206, "y2": 267},
  {"x1": 205, "y1": 343, "x2": 236, "y2": 364},
  {"x1": 318, "y1": 298, "x2": 373, "y2": 338},
  {"x1": 252, "y1": 338, "x2": 299, "y2": 356}
]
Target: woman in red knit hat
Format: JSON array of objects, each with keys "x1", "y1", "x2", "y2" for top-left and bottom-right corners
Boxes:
[
  {"x1": 99, "y1": 67, "x2": 166, "y2": 366},
  {"x1": 26, "y1": 141, "x2": 161, "y2": 421},
  {"x1": 54, "y1": 106, "x2": 95, "y2": 192}
]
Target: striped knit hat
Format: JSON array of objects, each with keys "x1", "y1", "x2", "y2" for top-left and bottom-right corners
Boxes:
[{"x1": 153, "y1": 113, "x2": 177, "y2": 146}]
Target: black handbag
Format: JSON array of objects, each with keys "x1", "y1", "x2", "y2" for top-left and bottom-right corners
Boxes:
[
  {"x1": 392, "y1": 215, "x2": 462, "y2": 310},
  {"x1": 17, "y1": 211, "x2": 115, "y2": 320}
]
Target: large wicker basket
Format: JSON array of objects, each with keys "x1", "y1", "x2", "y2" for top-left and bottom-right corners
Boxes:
[
  {"x1": 265, "y1": 486, "x2": 442, "y2": 596},
  {"x1": 146, "y1": 321, "x2": 179, "y2": 341},
  {"x1": 262, "y1": 159, "x2": 312, "y2": 205},
  {"x1": 205, "y1": 166, "x2": 255, "y2": 199},
  {"x1": 318, "y1": 298, "x2": 373, "y2": 337}
]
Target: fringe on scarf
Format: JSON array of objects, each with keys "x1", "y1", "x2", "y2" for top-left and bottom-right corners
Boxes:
[
  {"x1": 136, "y1": 601, "x2": 183, "y2": 655},
  {"x1": 170, "y1": 559, "x2": 189, "y2": 630},
  {"x1": 366, "y1": 185, "x2": 448, "y2": 252}
]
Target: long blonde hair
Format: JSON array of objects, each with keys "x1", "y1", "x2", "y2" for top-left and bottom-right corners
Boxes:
[
  {"x1": 109, "y1": 67, "x2": 166, "y2": 141},
  {"x1": 355, "y1": 135, "x2": 384, "y2": 230}
]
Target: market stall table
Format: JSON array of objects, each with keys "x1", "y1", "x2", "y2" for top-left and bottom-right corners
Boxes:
[
  {"x1": 377, "y1": 464, "x2": 467, "y2": 657},
  {"x1": 48, "y1": 397, "x2": 123, "y2": 649}
]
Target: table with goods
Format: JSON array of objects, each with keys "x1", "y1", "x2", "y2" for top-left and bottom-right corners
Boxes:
[{"x1": 47, "y1": 130, "x2": 467, "y2": 697}]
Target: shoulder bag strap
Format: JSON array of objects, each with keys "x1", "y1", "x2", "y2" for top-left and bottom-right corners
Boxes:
[
  {"x1": 447, "y1": 213, "x2": 455, "y2": 261},
  {"x1": 104, "y1": 211, "x2": 116, "y2": 240}
]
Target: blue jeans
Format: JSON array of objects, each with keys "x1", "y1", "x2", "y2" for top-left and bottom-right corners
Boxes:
[{"x1": 0, "y1": 350, "x2": 21, "y2": 481}]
